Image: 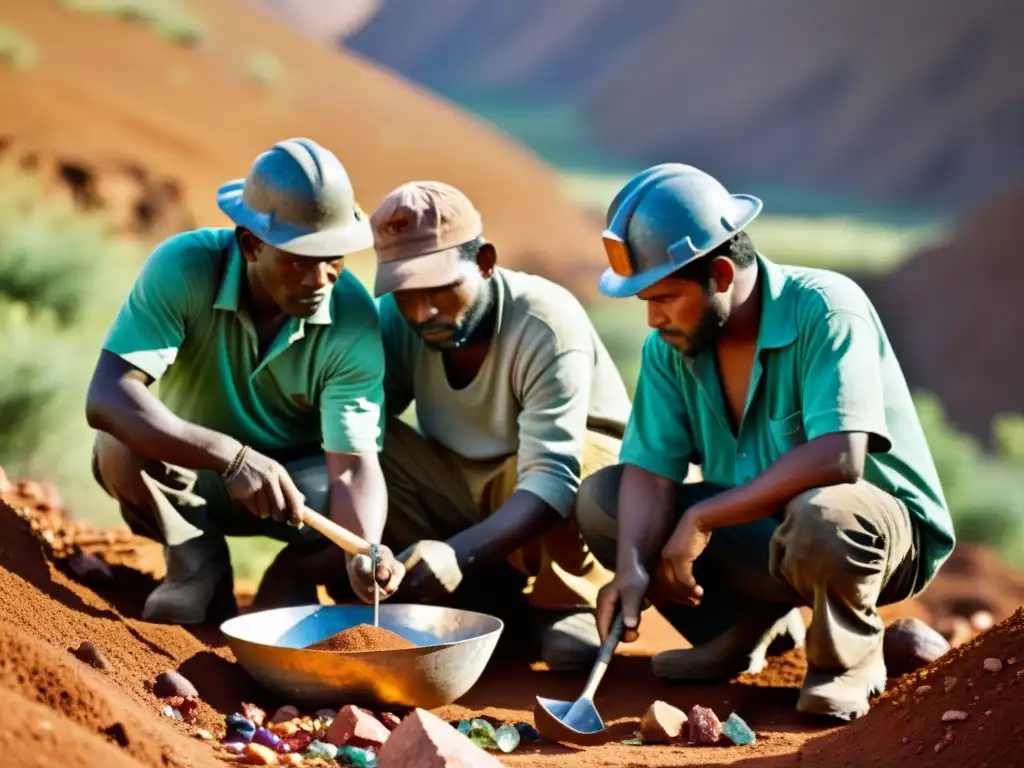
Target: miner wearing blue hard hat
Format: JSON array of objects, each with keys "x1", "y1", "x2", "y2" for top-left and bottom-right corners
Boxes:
[{"x1": 574, "y1": 163, "x2": 955, "y2": 721}]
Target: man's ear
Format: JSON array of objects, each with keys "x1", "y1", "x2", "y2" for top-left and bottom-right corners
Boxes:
[
  {"x1": 708, "y1": 255, "x2": 736, "y2": 294},
  {"x1": 236, "y1": 227, "x2": 262, "y2": 263},
  {"x1": 476, "y1": 242, "x2": 497, "y2": 278}
]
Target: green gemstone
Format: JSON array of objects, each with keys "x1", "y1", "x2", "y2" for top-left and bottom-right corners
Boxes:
[
  {"x1": 721, "y1": 712, "x2": 756, "y2": 746},
  {"x1": 336, "y1": 744, "x2": 379, "y2": 767}
]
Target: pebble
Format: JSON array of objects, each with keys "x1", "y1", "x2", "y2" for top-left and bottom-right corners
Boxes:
[
  {"x1": 379, "y1": 712, "x2": 402, "y2": 730},
  {"x1": 64, "y1": 552, "x2": 115, "y2": 584},
  {"x1": 915, "y1": 685, "x2": 932, "y2": 696},
  {"x1": 153, "y1": 670, "x2": 198, "y2": 699},
  {"x1": 306, "y1": 740, "x2": 337, "y2": 759},
  {"x1": 70, "y1": 641, "x2": 111, "y2": 671},
  {"x1": 270, "y1": 706, "x2": 300, "y2": 724},
  {"x1": 969, "y1": 610, "x2": 994, "y2": 632},
  {"x1": 934, "y1": 726, "x2": 955, "y2": 754},
  {"x1": 1008, "y1": 657, "x2": 1017, "y2": 665},
  {"x1": 513, "y1": 722, "x2": 540, "y2": 742},
  {"x1": 721, "y1": 712, "x2": 756, "y2": 746},
  {"x1": 941, "y1": 710, "x2": 968, "y2": 722},
  {"x1": 242, "y1": 702, "x2": 267, "y2": 727},
  {"x1": 243, "y1": 742, "x2": 279, "y2": 765},
  {"x1": 944, "y1": 676, "x2": 958, "y2": 693},
  {"x1": 314, "y1": 708, "x2": 338, "y2": 721},
  {"x1": 253, "y1": 727, "x2": 282, "y2": 748},
  {"x1": 983, "y1": 657, "x2": 1003, "y2": 673},
  {"x1": 640, "y1": 700, "x2": 687, "y2": 744},
  {"x1": 883, "y1": 618, "x2": 950, "y2": 676},
  {"x1": 165, "y1": 696, "x2": 199, "y2": 724},
  {"x1": 281, "y1": 755, "x2": 303, "y2": 767},
  {"x1": 687, "y1": 705, "x2": 722, "y2": 745},
  {"x1": 223, "y1": 742, "x2": 245, "y2": 754},
  {"x1": 194, "y1": 729, "x2": 213, "y2": 740},
  {"x1": 494, "y1": 723, "x2": 521, "y2": 753}
]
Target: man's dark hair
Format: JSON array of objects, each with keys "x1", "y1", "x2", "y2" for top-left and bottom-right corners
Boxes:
[
  {"x1": 457, "y1": 236, "x2": 487, "y2": 261},
  {"x1": 672, "y1": 231, "x2": 756, "y2": 288}
]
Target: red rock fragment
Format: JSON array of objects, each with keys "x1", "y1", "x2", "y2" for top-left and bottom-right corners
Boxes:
[
  {"x1": 377, "y1": 708, "x2": 504, "y2": 767},
  {"x1": 242, "y1": 702, "x2": 267, "y2": 727},
  {"x1": 325, "y1": 704, "x2": 390, "y2": 748},
  {"x1": 640, "y1": 700, "x2": 687, "y2": 743},
  {"x1": 883, "y1": 618, "x2": 950, "y2": 676},
  {"x1": 153, "y1": 670, "x2": 197, "y2": 699},
  {"x1": 71, "y1": 641, "x2": 110, "y2": 671},
  {"x1": 270, "y1": 705, "x2": 300, "y2": 724},
  {"x1": 279, "y1": 732, "x2": 312, "y2": 752},
  {"x1": 64, "y1": 552, "x2": 115, "y2": 585},
  {"x1": 166, "y1": 695, "x2": 199, "y2": 724},
  {"x1": 380, "y1": 712, "x2": 402, "y2": 731},
  {"x1": 687, "y1": 705, "x2": 722, "y2": 745}
]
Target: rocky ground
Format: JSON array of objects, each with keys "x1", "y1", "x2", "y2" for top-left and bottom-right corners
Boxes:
[{"x1": 0, "y1": 470, "x2": 1020, "y2": 767}]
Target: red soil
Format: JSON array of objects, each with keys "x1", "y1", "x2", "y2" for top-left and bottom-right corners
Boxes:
[
  {"x1": 306, "y1": 623, "x2": 417, "y2": 652},
  {"x1": 0, "y1": 477, "x2": 1021, "y2": 767}
]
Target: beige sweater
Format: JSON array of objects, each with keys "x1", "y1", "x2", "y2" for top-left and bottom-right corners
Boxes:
[{"x1": 379, "y1": 267, "x2": 632, "y2": 517}]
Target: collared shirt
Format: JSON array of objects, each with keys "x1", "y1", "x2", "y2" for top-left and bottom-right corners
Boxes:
[
  {"x1": 380, "y1": 267, "x2": 632, "y2": 518},
  {"x1": 620, "y1": 253, "x2": 954, "y2": 593},
  {"x1": 102, "y1": 227, "x2": 385, "y2": 455}
]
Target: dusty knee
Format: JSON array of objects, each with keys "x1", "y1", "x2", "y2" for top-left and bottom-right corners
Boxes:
[
  {"x1": 574, "y1": 465, "x2": 623, "y2": 567},
  {"x1": 92, "y1": 432, "x2": 154, "y2": 508},
  {"x1": 775, "y1": 487, "x2": 884, "y2": 587}
]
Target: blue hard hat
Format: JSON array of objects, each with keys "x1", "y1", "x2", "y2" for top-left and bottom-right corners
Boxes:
[{"x1": 598, "y1": 163, "x2": 763, "y2": 298}]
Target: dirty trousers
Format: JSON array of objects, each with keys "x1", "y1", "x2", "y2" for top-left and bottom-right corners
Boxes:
[
  {"x1": 379, "y1": 417, "x2": 618, "y2": 612},
  {"x1": 91, "y1": 432, "x2": 330, "y2": 583},
  {"x1": 575, "y1": 466, "x2": 920, "y2": 673}
]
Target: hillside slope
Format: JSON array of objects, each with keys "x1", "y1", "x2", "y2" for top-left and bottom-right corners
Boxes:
[
  {"x1": 341, "y1": 0, "x2": 1024, "y2": 211},
  {"x1": 0, "y1": 0, "x2": 603, "y2": 287}
]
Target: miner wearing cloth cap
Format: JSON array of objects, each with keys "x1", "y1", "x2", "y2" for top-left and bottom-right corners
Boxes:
[
  {"x1": 575, "y1": 164, "x2": 955, "y2": 720},
  {"x1": 86, "y1": 138, "x2": 404, "y2": 624},
  {"x1": 369, "y1": 181, "x2": 632, "y2": 671}
]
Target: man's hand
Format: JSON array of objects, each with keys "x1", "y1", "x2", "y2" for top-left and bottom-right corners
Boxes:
[
  {"x1": 596, "y1": 563, "x2": 650, "y2": 644},
  {"x1": 224, "y1": 447, "x2": 307, "y2": 525},
  {"x1": 395, "y1": 540, "x2": 463, "y2": 603},
  {"x1": 346, "y1": 545, "x2": 405, "y2": 604},
  {"x1": 659, "y1": 514, "x2": 711, "y2": 606}
]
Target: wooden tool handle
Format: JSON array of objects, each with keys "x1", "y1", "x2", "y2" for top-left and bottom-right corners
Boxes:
[
  {"x1": 300, "y1": 507, "x2": 372, "y2": 556},
  {"x1": 579, "y1": 611, "x2": 625, "y2": 700}
]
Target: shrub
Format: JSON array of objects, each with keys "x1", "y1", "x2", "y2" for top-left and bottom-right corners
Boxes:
[{"x1": 0, "y1": 26, "x2": 38, "y2": 70}]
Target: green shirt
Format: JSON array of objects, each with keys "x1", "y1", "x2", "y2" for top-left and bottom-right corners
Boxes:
[
  {"x1": 620, "y1": 253, "x2": 954, "y2": 593},
  {"x1": 102, "y1": 227, "x2": 386, "y2": 455}
]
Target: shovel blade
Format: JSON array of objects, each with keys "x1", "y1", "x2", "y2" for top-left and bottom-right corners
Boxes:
[{"x1": 534, "y1": 695, "x2": 606, "y2": 745}]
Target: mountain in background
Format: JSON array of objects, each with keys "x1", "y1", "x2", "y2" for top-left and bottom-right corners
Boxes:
[{"x1": 323, "y1": 0, "x2": 1024, "y2": 214}]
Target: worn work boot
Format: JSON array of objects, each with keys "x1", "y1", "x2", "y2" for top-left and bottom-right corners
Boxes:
[
  {"x1": 797, "y1": 638, "x2": 886, "y2": 721},
  {"x1": 537, "y1": 609, "x2": 601, "y2": 672},
  {"x1": 653, "y1": 607, "x2": 805, "y2": 681},
  {"x1": 142, "y1": 541, "x2": 236, "y2": 625}
]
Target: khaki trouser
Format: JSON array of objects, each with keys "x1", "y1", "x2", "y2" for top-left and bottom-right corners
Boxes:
[
  {"x1": 379, "y1": 416, "x2": 618, "y2": 612},
  {"x1": 576, "y1": 466, "x2": 920, "y2": 673}
]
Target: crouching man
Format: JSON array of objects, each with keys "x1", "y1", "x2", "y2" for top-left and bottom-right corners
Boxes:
[
  {"x1": 369, "y1": 181, "x2": 633, "y2": 671},
  {"x1": 86, "y1": 138, "x2": 404, "y2": 624},
  {"x1": 576, "y1": 163, "x2": 955, "y2": 720}
]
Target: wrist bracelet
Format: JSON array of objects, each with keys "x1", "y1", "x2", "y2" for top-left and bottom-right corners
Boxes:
[{"x1": 222, "y1": 445, "x2": 250, "y2": 482}]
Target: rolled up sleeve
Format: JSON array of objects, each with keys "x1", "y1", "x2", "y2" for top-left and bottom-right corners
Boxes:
[
  {"x1": 320, "y1": 324, "x2": 387, "y2": 454},
  {"x1": 515, "y1": 347, "x2": 593, "y2": 518},
  {"x1": 102, "y1": 237, "x2": 195, "y2": 380},
  {"x1": 619, "y1": 332, "x2": 697, "y2": 481},
  {"x1": 800, "y1": 309, "x2": 892, "y2": 452}
]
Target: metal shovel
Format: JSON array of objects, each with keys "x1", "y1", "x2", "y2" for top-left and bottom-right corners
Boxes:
[{"x1": 533, "y1": 611, "x2": 625, "y2": 745}]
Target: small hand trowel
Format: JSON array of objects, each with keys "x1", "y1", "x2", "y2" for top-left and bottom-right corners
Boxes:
[{"x1": 533, "y1": 611, "x2": 625, "y2": 745}]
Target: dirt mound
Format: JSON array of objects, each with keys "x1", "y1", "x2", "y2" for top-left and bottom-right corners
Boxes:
[
  {"x1": 860, "y1": 186, "x2": 1024, "y2": 446},
  {"x1": 800, "y1": 608, "x2": 1023, "y2": 767},
  {"x1": 1, "y1": 0, "x2": 602, "y2": 291}
]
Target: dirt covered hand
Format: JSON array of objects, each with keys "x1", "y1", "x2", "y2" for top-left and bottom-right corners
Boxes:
[
  {"x1": 223, "y1": 446, "x2": 306, "y2": 525},
  {"x1": 346, "y1": 545, "x2": 405, "y2": 604}
]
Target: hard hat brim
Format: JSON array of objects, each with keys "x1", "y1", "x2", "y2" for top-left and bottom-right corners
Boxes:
[{"x1": 216, "y1": 180, "x2": 374, "y2": 257}]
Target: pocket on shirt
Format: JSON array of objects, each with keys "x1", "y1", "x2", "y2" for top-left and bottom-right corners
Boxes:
[{"x1": 769, "y1": 411, "x2": 806, "y2": 453}]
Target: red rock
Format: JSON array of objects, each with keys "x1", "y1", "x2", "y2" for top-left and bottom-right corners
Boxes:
[
  {"x1": 640, "y1": 700, "x2": 686, "y2": 743},
  {"x1": 377, "y1": 708, "x2": 504, "y2": 768},
  {"x1": 64, "y1": 552, "x2": 114, "y2": 585},
  {"x1": 279, "y1": 732, "x2": 312, "y2": 752},
  {"x1": 883, "y1": 618, "x2": 950, "y2": 676},
  {"x1": 325, "y1": 705, "x2": 390, "y2": 749},
  {"x1": 983, "y1": 657, "x2": 1003, "y2": 672},
  {"x1": 687, "y1": 705, "x2": 722, "y2": 745},
  {"x1": 70, "y1": 641, "x2": 110, "y2": 671},
  {"x1": 152, "y1": 670, "x2": 198, "y2": 699},
  {"x1": 166, "y1": 695, "x2": 199, "y2": 724},
  {"x1": 242, "y1": 702, "x2": 267, "y2": 727},
  {"x1": 270, "y1": 705, "x2": 300, "y2": 724},
  {"x1": 380, "y1": 712, "x2": 402, "y2": 730}
]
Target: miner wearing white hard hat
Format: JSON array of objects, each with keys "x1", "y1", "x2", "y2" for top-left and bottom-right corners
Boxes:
[
  {"x1": 86, "y1": 138, "x2": 404, "y2": 624},
  {"x1": 574, "y1": 163, "x2": 955, "y2": 720},
  {"x1": 368, "y1": 180, "x2": 632, "y2": 671}
]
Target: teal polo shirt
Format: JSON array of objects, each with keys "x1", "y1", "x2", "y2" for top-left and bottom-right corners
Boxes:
[
  {"x1": 102, "y1": 227, "x2": 386, "y2": 455},
  {"x1": 620, "y1": 253, "x2": 955, "y2": 593}
]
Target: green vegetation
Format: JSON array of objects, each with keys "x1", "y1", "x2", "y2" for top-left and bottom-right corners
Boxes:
[
  {"x1": 242, "y1": 51, "x2": 284, "y2": 86},
  {"x1": 0, "y1": 169, "x2": 141, "y2": 525},
  {"x1": 55, "y1": 0, "x2": 207, "y2": 46},
  {"x1": 0, "y1": 26, "x2": 38, "y2": 70}
]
